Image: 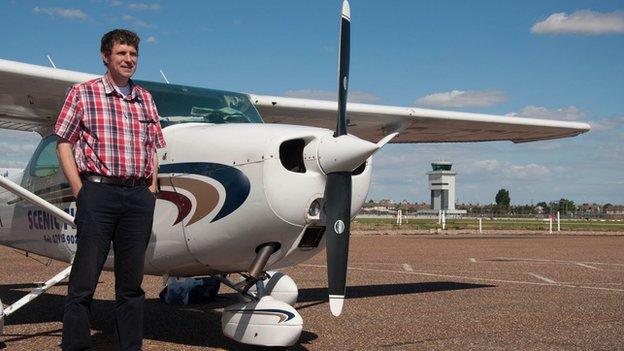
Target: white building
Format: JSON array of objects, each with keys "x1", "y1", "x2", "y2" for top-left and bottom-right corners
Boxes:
[
  {"x1": 418, "y1": 161, "x2": 465, "y2": 217},
  {"x1": 428, "y1": 161, "x2": 456, "y2": 210}
]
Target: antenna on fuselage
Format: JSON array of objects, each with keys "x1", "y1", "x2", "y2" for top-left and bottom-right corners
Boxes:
[
  {"x1": 159, "y1": 69, "x2": 170, "y2": 84},
  {"x1": 46, "y1": 55, "x2": 57, "y2": 68}
]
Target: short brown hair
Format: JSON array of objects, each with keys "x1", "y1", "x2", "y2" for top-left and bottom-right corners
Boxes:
[{"x1": 100, "y1": 29, "x2": 140, "y2": 57}]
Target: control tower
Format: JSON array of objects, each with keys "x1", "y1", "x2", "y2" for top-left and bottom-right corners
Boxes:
[{"x1": 427, "y1": 161, "x2": 456, "y2": 211}]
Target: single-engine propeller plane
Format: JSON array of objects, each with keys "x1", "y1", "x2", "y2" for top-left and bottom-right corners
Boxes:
[{"x1": 0, "y1": 1, "x2": 590, "y2": 347}]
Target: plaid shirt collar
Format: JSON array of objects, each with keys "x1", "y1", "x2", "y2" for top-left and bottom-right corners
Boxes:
[{"x1": 102, "y1": 72, "x2": 141, "y2": 101}]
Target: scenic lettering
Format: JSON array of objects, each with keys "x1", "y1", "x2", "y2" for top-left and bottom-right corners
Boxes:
[{"x1": 26, "y1": 208, "x2": 75, "y2": 230}]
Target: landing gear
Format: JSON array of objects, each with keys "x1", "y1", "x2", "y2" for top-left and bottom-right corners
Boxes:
[
  {"x1": 239, "y1": 271, "x2": 298, "y2": 306},
  {"x1": 222, "y1": 296, "x2": 302, "y2": 347},
  {"x1": 217, "y1": 243, "x2": 303, "y2": 347}
]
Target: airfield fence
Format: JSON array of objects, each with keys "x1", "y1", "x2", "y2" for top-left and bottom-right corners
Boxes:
[{"x1": 354, "y1": 211, "x2": 624, "y2": 232}]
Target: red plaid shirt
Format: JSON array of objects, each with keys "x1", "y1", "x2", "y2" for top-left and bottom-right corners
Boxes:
[{"x1": 55, "y1": 73, "x2": 166, "y2": 178}]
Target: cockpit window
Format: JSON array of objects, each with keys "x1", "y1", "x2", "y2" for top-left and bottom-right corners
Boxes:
[
  {"x1": 137, "y1": 80, "x2": 263, "y2": 127},
  {"x1": 30, "y1": 135, "x2": 59, "y2": 178}
]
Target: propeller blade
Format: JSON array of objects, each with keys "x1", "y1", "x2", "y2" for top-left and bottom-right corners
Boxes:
[
  {"x1": 336, "y1": 0, "x2": 350, "y2": 137},
  {"x1": 325, "y1": 0, "x2": 353, "y2": 317},
  {"x1": 324, "y1": 171, "x2": 351, "y2": 316}
]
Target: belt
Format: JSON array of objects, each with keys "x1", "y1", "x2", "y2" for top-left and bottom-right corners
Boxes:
[{"x1": 81, "y1": 173, "x2": 147, "y2": 187}]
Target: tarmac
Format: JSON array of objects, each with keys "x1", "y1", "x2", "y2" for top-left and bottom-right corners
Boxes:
[{"x1": 1, "y1": 232, "x2": 623, "y2": 350}]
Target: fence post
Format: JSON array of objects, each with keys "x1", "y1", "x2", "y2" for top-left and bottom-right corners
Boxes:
[
  {"x1": 442, "y1": 210, "x2": 446, "y2": 230},
  {"x1": 396, "y1": 210, "x2": 402, "y2": 225},
  {"x1": 557, "y1": 211, "x2": 560, "y2": 231},
  {"x1": 549, "y1": 216, "x2": 553, "y2": 234},
  {"x1": 478, "y1": 217, "x2": 483, "y2": 234}
]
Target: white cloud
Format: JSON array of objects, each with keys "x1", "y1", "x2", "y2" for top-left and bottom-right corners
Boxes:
[
  {"x1": 283, "y1": 89, "x2": 382, "y2": 104},
  {"x1": 127, "y1": 3, "x2": 161, "y2": 10},
  {"x1": 414, "y1": 90, "x2": 507, "y2": 108},
  {"x1": 506, "y1": 163, "x2": 552, "y2": 180},
  {"x1": 531, "y1": 10, "x2": 624, "y2": 35},
  {"x1": 133, "y1": 20, "x2": 153, "y2": 28},
  {"x1": 369, "y1": 140, "x2": 623, "y2": 204},
  {"x1": 526, "y1": 141, "x2": 562, "y2": 151},
  {"x1": 589, "y1": 116, "x2": 624, "y2": 131},
  {"x1": 109, "y1": 0, "x2": 123, "y2": 7},
  {"x1": 121, "y1": 14, "x2": 153, "y2": 28},
  {"x1": 0, "y1": 160, "x2": 28, "y2": 168},
  {"x1": 0, "y1": 130, "x2": 41, "y2": 169},
  {"x1": 146, "y1": 36, "x2": 157, "y2": 44},
  {"x1": 465, "y1": 160, "x2": 552, "y2": 181},
  {"x1": 33, "y1": 7, "x2": 88, "y2": 21},
  {"x1": 507, "y1": 105, "x2": 585, "y2": 121},
  {"x1": 0, "y1": 142, "x2": 37, "y2": 158}
]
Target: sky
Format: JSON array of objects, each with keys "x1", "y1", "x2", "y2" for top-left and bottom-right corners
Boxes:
[{"x1": 0, "y1": 1, "x2": 623, "y2": 205}]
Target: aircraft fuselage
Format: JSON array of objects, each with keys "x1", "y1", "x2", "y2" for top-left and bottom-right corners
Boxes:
[{"x1": 0, "y1": 123, "x2": 372, "y2": 277}]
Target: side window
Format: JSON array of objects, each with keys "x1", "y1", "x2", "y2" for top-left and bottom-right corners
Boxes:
[{"x1": 30, "y1": 135, "x2": 60, "y2": 178}]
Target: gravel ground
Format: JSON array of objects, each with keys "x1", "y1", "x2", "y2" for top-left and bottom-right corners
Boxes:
[{"x1": 1, "y1": 232, "x2": 623, "y2": 350}]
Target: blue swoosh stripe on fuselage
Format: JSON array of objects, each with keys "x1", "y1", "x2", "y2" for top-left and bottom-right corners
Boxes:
[{"x1": 159, "y1": 162, "x2": 251, "y2": 222}]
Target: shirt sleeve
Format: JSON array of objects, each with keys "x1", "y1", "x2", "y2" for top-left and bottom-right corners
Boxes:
[
  {"x1": 54, "y1": 85, "x2": 83, "y2": 143},
  {"x1": 150, "y1": 98, "x2": 167, "y2": 149}
]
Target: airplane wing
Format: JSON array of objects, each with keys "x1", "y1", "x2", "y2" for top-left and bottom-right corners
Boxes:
[
  {"x1": 0, "y1": 58, "x2": 591, "y2": 142},
  {"x1": 0, "y1": 59, "x2": 96, "y2": 134},
  {"x1": 250, "y1": 95, "x2": 591, "y2": 143}
]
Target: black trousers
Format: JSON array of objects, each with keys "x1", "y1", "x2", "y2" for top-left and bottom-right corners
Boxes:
[{"x1": 61, "y1": 181, "x2": 156, "y2": 351}]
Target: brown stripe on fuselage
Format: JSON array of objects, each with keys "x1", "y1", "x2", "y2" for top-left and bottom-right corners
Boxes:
[{"x1": 171, "y1": 177, "x2": 220, "y2": 225}]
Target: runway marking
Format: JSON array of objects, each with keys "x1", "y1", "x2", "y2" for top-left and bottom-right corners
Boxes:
[
  {"x1": 355, "y1": 262, "x2": 405, "y2": 266},
  {"x1": 299, "y1": 264, "x2": 624, "y2": 293},
  {"x1": 494, "y1": 257, "x2": 623, "y2": 267},
  {"x1": 527, "y1": 273, "x2": 557, "y2": 284},
  {"x1": 402, "y1": 264, "x2": 414, "y2": 272},
  {"x1": 575, "y1": 262, "x2": 599, "y2": 270},
  {"x1": 469, "y1": 258, "x2": 477, "y2": 263}
]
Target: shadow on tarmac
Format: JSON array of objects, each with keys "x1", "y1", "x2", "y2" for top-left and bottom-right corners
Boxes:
[
  {"x1": 0, "y1": 282, "x2": 316, "y2": 350},
  {"x1": 0, "y1": 281, "x2": 491, "y2": 350},
  {"x1": 296, "y1": 281, "x2": 494, "y2": 309}
]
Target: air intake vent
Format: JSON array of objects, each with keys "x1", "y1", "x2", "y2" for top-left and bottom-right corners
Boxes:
[
  {"x1": 352, "y1": 161, "x2": 366, "y2": 175},
  {"x1": 279, "y1": 139, "x2": 306, "y2": 173},
  {"x1": 298, "y1": 226, "x2": 325, "y2": 249}
]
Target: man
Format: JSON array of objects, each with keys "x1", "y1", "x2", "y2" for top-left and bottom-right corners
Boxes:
[{"x1": 55, "y1": 29, "x2": 166, "y2": 351}]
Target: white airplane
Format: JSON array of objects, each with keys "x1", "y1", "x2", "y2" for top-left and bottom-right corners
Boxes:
[{"x1": 0, "y1": 1, "x2": 590, "y2": 347}]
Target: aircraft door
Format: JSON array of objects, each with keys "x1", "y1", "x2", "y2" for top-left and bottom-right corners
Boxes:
[{"x1": 146, "y1": 169, "x2": 200, "y2": 273}]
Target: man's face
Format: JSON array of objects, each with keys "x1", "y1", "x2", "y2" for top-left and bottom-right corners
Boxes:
[{"x1": 101, "y1": 43, "x2": 138, "y2": 83}]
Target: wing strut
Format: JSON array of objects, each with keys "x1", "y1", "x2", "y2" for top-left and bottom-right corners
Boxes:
[{"x1": 1, "y1": 265, "x2": 73, "y2": 336}]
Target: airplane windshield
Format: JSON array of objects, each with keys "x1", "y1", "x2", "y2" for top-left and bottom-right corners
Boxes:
[{"x1": 137, "y1": 80, "x2": 263, "y2": 127}]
